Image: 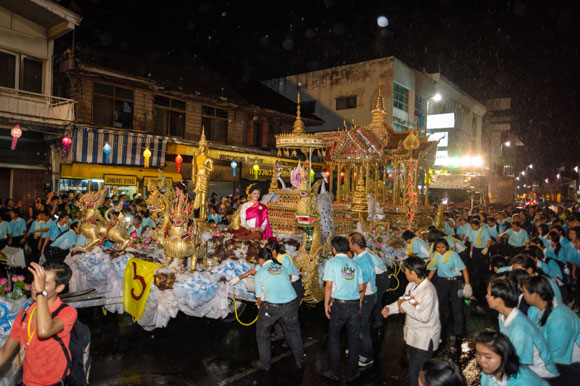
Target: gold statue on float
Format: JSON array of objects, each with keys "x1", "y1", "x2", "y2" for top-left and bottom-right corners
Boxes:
[{"x1": 192, "y1": 128, "x2": 214, "y2": 221}]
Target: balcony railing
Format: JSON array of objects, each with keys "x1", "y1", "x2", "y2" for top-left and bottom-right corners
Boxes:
[{"x1": 0, "y1": 86, "x2": 75, "y2": 127}]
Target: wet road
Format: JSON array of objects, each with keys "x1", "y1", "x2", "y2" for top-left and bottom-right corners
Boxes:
[{"x1": 82, "y1": 288, "x2": 497, "y2": 386}]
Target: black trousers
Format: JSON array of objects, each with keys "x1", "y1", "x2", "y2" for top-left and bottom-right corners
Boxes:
[
  {"x1": 436, "y1": 277, "x2": 463, "y2": 335},
  {"x1": 555, "y1": 362, "x2": 580, "y2": 386},
  {"x1": 470, "y1": 247, "x2": 488, "y2": 302},
  {"x1": 45, "y1": 247, "x2": 69, "y2": 263},
  {"x1": 359, "y1": 293, "x2": 377, "y2": 359},
  {"x1": 328, "y1": 301, "x2": 360, "y2": 378},
  {"x1": 256, "y1": 300, "x2": 304, "y2": 368},
  {"x1": 407, "y1": 340, "x2": 434, "y2": 386},
  {"x1": 373, "y1": 272, "x2": 391, "y2": 326},
  {"x1": 9, "y1": 236, "x2": 24, "y2": 248}
]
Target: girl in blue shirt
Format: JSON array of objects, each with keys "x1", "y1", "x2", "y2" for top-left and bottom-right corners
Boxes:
[
  {"x1": 475, "y1": 330, "x2": 548, "y2": 386},
  {"x1": 523, "y1": 275, "x2": 580, "y2": 384},
  {"x1": 499, "y1": 222, "x2": 529, "y2": 257}
]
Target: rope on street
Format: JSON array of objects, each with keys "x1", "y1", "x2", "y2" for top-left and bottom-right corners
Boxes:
[
  {"x1": 388, "y1": 261, "x2": 401, "y2": 292},
  {"x1": 231, "y1": 297, "x2": 258, "y2": 326}
]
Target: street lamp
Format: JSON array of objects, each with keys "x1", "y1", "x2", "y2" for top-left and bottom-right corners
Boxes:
[
  {"x1": 557, "y1": 173, "x2": 560, "y2": 179},
  {"x1": 504, "y1": 141, "x2": 511, "y2": 147},
  {"x1": 529, "y1": 164, "x2": 533, "y2": 169}
]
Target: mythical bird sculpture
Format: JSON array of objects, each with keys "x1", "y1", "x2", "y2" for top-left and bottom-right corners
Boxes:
[{"x1": 145, "y1": 174, "x2": 174, "y2": 244}]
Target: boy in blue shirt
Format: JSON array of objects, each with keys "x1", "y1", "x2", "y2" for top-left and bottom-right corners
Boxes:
[
  {"x1": 45, "y1": 222, "x2": 79, "y2": 263},
  {"x1": 8, "y1": 209, "x2": 26, "y2": 248},
  {"x1": 322, "y1": 236, "x2": 364, "y2": 382},
  {"x1": 486, "y1": 278, "x2": 558, "y2": 380},
  {"x1": 467, "y1": 219, "x2": 491, "y2": 301}
]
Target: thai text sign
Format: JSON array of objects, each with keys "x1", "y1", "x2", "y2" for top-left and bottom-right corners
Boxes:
[
  {"x1": 104, "y1": 174, "x2": 137, "y2": 186},
  {"x1": 123, "y1": 258, "x2": 161, "y2": 319}
]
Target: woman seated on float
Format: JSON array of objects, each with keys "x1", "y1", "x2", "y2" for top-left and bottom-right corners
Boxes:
[{"x1": 233, "y1": 185, "x2": 272, "y2": 240}]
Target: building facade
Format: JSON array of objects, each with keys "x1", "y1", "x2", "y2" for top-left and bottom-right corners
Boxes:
[{"x1": 0, "y1": 0, "x2": 80, "y2": 208}]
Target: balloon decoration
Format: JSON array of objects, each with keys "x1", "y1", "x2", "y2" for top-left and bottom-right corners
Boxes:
[
  {"x1": 10, "y1": 125, "x2": 21, "y2": 151},
  {"x1": 103, "y1": 142, "x2": 112, "y2": 164},
  {"x1": 143, "y1": 147, "x2": 152, "y2": 168},
  {"x1": 175, "y1": 154, "x2": 183, "y2": 173},
  {"x1": 61, "y1": 134, "x2": 72, "y2": 158},
  {"x1": 230, "y1": 161, "x2": 238, "y2": 176},
  {"x1": 252, "y1": 161, "x2": 259, "y2": 180}
]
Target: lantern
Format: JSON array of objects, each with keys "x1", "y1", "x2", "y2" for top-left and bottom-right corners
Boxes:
[
  {"x1": 340, "y1": 170, "x2": 345, "y2": 179},
  {"x1": 230, "y1": 161, "x2": 238, "y2": 176},
  {"x1": 325, "y1": 170, "x2": 330, "y2": 178},
  {"x1": 61, "y1": 134, "x2": 72, "y2": 158},
  {"x1": 388, "y1": 172, "x2": 393, "y2": 182},
  {"x1": 252, "y1": 161, "x2": 259, "y2": 179},
  {"x1": 103, "y1": 142, "x2": 112, "y2": 164},
  {"x1": 310, "y1": 168, "x2": 315, "y2": 183},
  {"x1": 10, "y1": 125, "x2": 22, "y2": 151},
  {"x1": 143, "y1": 147, "x2": 152, "y2": 168},
  {"x1": 175, "y1": 154, "x2": 183, "y2": 173}
]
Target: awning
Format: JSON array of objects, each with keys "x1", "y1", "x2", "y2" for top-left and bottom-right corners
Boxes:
[
  {"x1": 60, "y1": 163, "x2": 182, "y2": 182},
  {"x1": 74, "y1": 126, "x2": 168, "y2": 168},
  {"x1": 429, "y1": 174, "x2": 467, "y2": 190}
]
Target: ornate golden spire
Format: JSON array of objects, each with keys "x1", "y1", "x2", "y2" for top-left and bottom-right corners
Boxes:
[
  {"x1": 292, "y1": 93, "x2": 305, "y2": 134},
  {"x1": 199, "y1": 127, "x2": 208, "y2": 147},
  {"x1": 370, "y1": 79, "x2": 388, "y2": 126}
]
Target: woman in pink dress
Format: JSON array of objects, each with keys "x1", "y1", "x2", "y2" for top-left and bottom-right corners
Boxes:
[{"x1": 233, "y1": 185, "x2": 272, "y2": 240}]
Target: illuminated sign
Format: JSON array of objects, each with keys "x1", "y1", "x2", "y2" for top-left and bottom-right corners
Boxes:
[
  {"x1": 427, "y1": 131, "x2": 448, "y2": 147},
  {"x1": 104, "y1": 174, "x2": 137, "y2": 186},
  {"x1": 434, "y1": 150, "x2": 449, "y2": 166},
  {"x1": 143, "y1": 177, "x2": 173, "y2": 187},
  {"x1": 427, "y1": 113, "x2": 455, "y2": 130}
]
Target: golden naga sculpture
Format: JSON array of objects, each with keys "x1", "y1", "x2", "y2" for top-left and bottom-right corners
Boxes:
[
  {"x1": 295, "y1": 220, "x2": 332, "y2": 304},
  {"x1": 103, "y1": 202, "x2": 130, "y2": 249},
  {"x1": 145, "y1": 174, "x2": 174, "y2": 244},
  {"x1": 164, "y1": 194, "x2": 198, "y2": 271},
  {"x1": 77, "y1": 189, "x2": 130, "y2": 250},
  {"x1": 192, "y1": 128, "x2": 214, "y2": 221}
]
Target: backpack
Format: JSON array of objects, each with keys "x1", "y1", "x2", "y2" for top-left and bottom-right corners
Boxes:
[{"x1": 21, "y1": 303, "x2": 92, "y2": 386}]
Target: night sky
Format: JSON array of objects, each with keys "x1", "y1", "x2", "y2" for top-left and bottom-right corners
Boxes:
[{"x1": 57, "y1": 0, "x2": 580, "y2": 180}]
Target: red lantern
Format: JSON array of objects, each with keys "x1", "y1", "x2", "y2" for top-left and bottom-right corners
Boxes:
[
  {"x1": 61, "y1": 134, "x2": 72, "y2": 158},
  {"x1": 175, "y1": 154, "x2": 183, "y2": 173},
  {"x1": 325, "y1": 170, "x2": 330, "y2": 178},
  {"x1": 340, "y1": 171, "x2": 345, "y2": 179},
  {"x1": 388, "y1": 172, "x2": 393, "y2": 182},
  {"x1": 10, "y1": 125, "x2": 22, "y2": 151}
]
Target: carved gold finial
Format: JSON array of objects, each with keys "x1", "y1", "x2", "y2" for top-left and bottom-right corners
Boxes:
[
  {"x1": 403, "y1": 131, "x2": 421, "y2": 150},
  {"x1": 199, "y1": 126, "x2": 208, "y2": 147},
  {"x1": 370, "y1": 79, "x2": 387, "y2": 126},
  {"x1": 292, "y1": 93, "x2": 305, "y2": 134}
]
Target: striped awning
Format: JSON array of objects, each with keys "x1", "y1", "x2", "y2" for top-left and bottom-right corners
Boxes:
[{"x1": 73, "y1": 126, "x2": 168, "y2": 167}]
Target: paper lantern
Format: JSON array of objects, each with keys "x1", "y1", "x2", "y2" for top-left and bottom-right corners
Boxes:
[
  {"x1": 103, "y1": 142, "x2": 112, "y2": 164},
  {"x1": 10, "y1": 125, "x2": 22, "y2": 151},
  {"x1": 143, "y1": 147, "x2": 152, "y2": 168},
  {"x1": 61, "y1": 134, "x2": 72, "y2": 158},
  {"x1": 175, "y1": 154, "x2": 183, "y2": 173},
  {"x1": 325, "y1": 170, "x2": 330, "y2": 178},
  {"x1": 252, "y1": 161, "x2": 259, "y2": 179},
  {"x1": 310, "y1": 168, "x2": 315, "y2": 183},
  {"x1": 340, "y1": 170, "x2": 345, "y2": 179},
  {"x1": 231, "y1": 161, "x2": 238, "y2": 176}
]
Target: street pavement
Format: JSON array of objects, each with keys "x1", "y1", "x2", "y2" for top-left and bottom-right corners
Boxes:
[{"x1": 83, "y1": 288, "x2": 496, "y2": 385}]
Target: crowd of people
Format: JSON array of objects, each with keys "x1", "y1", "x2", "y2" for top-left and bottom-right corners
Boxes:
[{"x1": 2, "y1": 187, "x2": 580, "y2": 385}]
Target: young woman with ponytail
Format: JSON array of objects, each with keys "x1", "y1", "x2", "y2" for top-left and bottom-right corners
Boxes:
[{"x1": 523, "y1": 275, "x2": 580, "y2": 383}]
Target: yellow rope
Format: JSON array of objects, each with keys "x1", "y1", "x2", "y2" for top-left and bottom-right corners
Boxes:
[
  {"x1": 231, "y1": 297, "x2": 259, "y2": 326},
  {"x1": 388, "y1": 262, "x2": 401, "y2": 292}
]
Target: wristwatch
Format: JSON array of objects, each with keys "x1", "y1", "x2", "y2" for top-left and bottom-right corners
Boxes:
[{"x1": 37, "y1": 290, "x2": 48, "y2": 297}]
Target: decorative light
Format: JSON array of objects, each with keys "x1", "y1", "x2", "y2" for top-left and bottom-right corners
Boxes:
[
  {"x1": 521, "y1": 171, "x2": 526, "y2": 176},
  {"x1": 504, "y1": 141, "x2": 511, "y2": 147},
  {"x1": 432, "y1": 93, "x2": 442, "y2": 102},
  {"x1": 516, "y1": 177, "x2": 520, "y2": 181},
  {"x1": 340, "y1": 170, "x2": 344, "y2": 179},
  {"x1": 310, "y1": 168, "x2": 315, "y2": 183},
  {"x1": 529, "y1": 164, "x2": 533, "y2": 169},
  {"x1": 325, "y1": 169, "x2": 330, "y2": 178},
  {"x1": 557, "y1": 173, "x2": 560, "y2": 179},
  {"x1": 252, "y1": 161, "x2": 259, "y2": 179},
  {"x1": 143, "y1": 147, "x2": 152, "y2": 168},
  {"x1": 61, "y1": 134, "x2": 72, "y2": 158},
  {"x1": 103, "y1": 142, "x2": 112, "y2": 164},
  {"x1": 231, "y1": 160, "x2": 238, "y2": 176},
  {"x1": 175, "y1": 154, "x2": 183, "y2": 173},
  {"x1": 545, "y1": 178, "x2": 549, "y2": 183},
  {"x1": 388, "y1": 172, "x2": 392, "y2": 182},
  {"x1": 10, "y1": 125, "x2": 22, "y2": 151},
  {"x1": 575, "y1": 166, "x2": 579, "y2": 173}
]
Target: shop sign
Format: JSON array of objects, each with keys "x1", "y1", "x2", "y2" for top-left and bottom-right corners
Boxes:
[
  {"x1": 143, "y1": 177, "x2": 173, "y2": 187},
  {"x1": 241, "y1": 163, "x2": 293, "y2": 180},
  {"x1": 104, "y1": 174, "x2": 138, "y2": 186}
]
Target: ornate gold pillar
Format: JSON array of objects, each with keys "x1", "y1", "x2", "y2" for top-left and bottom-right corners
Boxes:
[
  {"x1": 393, "y1": 161, "x2": 399, "y2": 206},
  {"x1": 344, "y1": 165, "x2": 350, "y2": 200},
  {"x1": 365, "y1": 164, "x2": 370, "y2": 193},
  {"x1": 336, "y1": 164, "x2": 342, "y2": 202},
  {"x1": 329, "y1": 164, "x2": 334, "y2": 197}
]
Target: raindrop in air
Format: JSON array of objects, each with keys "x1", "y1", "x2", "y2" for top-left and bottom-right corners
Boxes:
[{"x1": 377, "y1": 15, "x2": 389, "y2": 28}]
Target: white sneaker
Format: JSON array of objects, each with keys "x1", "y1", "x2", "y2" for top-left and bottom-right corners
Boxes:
[{"x1": 358, "y1": 356, "x2": 374, "y2": 367}]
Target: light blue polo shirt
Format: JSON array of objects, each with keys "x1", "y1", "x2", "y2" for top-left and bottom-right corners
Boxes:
[
  {"x1": 42, "y1": 219, "x2": 55, "y2": 238},
  {"x1": 0, "y1": 221, "x2": 9, "y2": 240},
  {"x1": 276, "y1": 253, "x2": 300, "y2": 276},
  {"x1": 428, "y1": 250, "x2": 466, "y2": 278},
  {"x1": 456, "y1": 223, "x2": 467, "y2": 237},
  {"x1": 254, "y1": 260, "x2": 296, "y2": 304},
  {"x1": 504, "y1": 229, "x2": 529, "y2": 247},
  {"x1": 49, "y1": 223, "x2": 69, "y2": 241},
  {"x1": 354, "y1": 251, "x2": 377, "y2": 294},
  {"x1": 498, "y1": 220, "x2": 508, "y2": 234},
  {"x1": 444, "y1": 219, "x2": 455, "y2": 236},
  {"x1": 323, "y1": 254, "x2": 363, "y2": 301},
  {"x1": 467, "y1": 226, "x2": 491, "y2": 248},
  {"x1": 409, "y1": 237, "x2": 430, "y2": 258},
  {"x1": 485, "y1": 224, "x2": 499, "y2": 239},
  {"x1": 528, "y1": 304, "x2": 580, "y2": 365},
  {"x1": 498, "y1": 309, "x2": 558, "y2": 377},
  {"x1": 480, "y1": 366, "x2": 548, "y2": 386},
  {"x1": 51, "y1": 230, "x2": 77, "y2": 250},
  {"x1": 76, "y1": 233, "x2": 89, "y2": 248},
  {"x1": 128, "y1": 225, "x2": 143, "y2": 238},
  {"x1": 142, "y1": 216, "x2": 156, "y2": 230},
  {"x1": 567, "y1": 247, "x2": 580, "y2": 266},
  {"x1": 9, "y1": 218, "x2": 26, "y2": 237},
  {"x1": 367, "y1": 250, "x2": 387, "y2": 272}
]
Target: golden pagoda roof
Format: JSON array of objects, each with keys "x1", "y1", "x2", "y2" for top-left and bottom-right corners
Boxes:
[{"x1": 275, "y1": 93, "x2": 326, "y2": 151}]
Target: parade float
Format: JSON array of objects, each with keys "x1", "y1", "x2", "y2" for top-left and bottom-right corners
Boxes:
[{"x1": 64, "y1": 83, "x2": 436, "y2": 330}]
